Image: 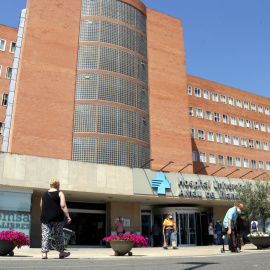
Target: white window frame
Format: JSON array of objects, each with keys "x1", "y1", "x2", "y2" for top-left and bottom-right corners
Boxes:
[
  {"x1": 192, "y1": 151, "x2": 197, "y2": 162},
  {"x1": 205, "y1": 110, "x2": 212, "y2": 120},
  {"x1": 225, "y1": 135, "x2": 231, "y2": 144},
  {"x1": 0, "y1": 122, "x2": 4, "y2": 135},
  {"x1": 241, "y1": 138, "x2": 247, "y2": 147},
  {"x1": 221, "y1": 95, "x2": 227, "y2": 104},
  {"x1": 187, "y1": 85, "x2": 192, "y2": 95},
  {"x1": 5, "y1": 67, "x2": 12, "y2": 79},
  {"x1": 235, "y1": 157, "x2": 241, "y2": 167},
  {"x1": 258, "y1": 105, "x2": 263, "y2": 114},
  {"x1": 228, "y1": 97, "x2": 234, "y2": 106},
  {"x1": 0, "y1": 65, "x2": 2, "y2": 76},
  {"x1": 196, "y1": 108, "x2": 203, "y2": 118},
  {"x1": 251, "y1": 160, "x2": 257, "y2": 169},
  {"x1": 227, "y1": 156, "x2": 233, "y2": 166},
  {"x1": 199, "y1": 152, "x2": 207, "y2": 163},
  {"x1": 231, "y1": 116, "x2": 237, "y2": 126},
  {"x1": 216, "y1": 133, "x2": 223, "y2": 143},
  {"x1": 233, "y1": 136, "x2": 239, "y2": 146},
  {"x1": 253, "y1": 121, "x2": 259, "y2": 131},
  {"x1": 246, "y1": 120, "x2": 252, "y2": 129},
  {"x1": 251, "y1": 103, "x2": 256, "y2": 112},
  {"x1": 189, "y1": 106, "x2": 194, "y2": 116},
  {"x1": 207, "y1": 131, "x2": 214, "y2": 142},
  {"x1": 268, "y1": 125, "x2": 270, "y2": 133},
  {"x1": 238, "y1": 118, "x2": 245, "y2": 127},
  {"x1": 261, "y1": 123, "x2": 266, "y2": 132},
  {"x1": 9, "y1": 42, "x2": 16, "y2": 53},
  {"x1": 236, "y1": 99, "x2": 242, "y2": 108},
  {"x1": 223, "y1": 114, "x2": 229, "y2": 124},
  {"x1": 256, "y1": 141, "x2": 262, "y2": 150},
  {"x1": 218, "y1": 155, "x2": 225, "y2": 165},
  {"x1": 0, "y1": 39, "x2": 6, "y2": 51},
  {"x1": 1, "y1": 93, "x2": 8, "y2": 106},
  {"x1": 203, "y1": 90, "x2": 210, "y2": 100},
  {"x1": 191, "y1": 128, "x2": 195, "y2": 138},
  {"x1": 265, "y1": 107, "x2": 270, "y2": 115},
  {"x1": 249, "y1": 139, "x2": 254, "y2": 149},
  {"x1": 259, "y1": 161, "x2": 264, "y2": 170},
  {"x1": 263, "y1": 142, "x2": 269, "y2": 151},
  {"x1": 244, "y1": 159, "x2": 249, "y2": 168},
  {"x1": 194, "y1": 88, "x2": 201, "y2": 97},
  {"x1": 244, "y1": 101, "x2": 249, "y2": 110},
  {"x1": 209, "y1": 154, "x2": 216, "y2": 164},
  {"x1": 212, "y1": 92, "x2": 218, "y2": 102},
  {"x1": 266, "y1": 162, "x2": 270, "y2": 171},
  {"x1": 214, "y1": 112, "x2": 220, "y2": 122},
  {"x1": 198, "y1": 130, "x2": 205, "y2": 140}
]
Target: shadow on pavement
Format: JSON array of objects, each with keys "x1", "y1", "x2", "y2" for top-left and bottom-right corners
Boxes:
[{"x1": 178, "y1": 262, "x2": 218, "y2": 270}]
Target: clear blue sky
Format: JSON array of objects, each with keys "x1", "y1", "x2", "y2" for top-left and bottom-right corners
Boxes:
[{"x1": 1, "y1": 0, "x2": 270, "y2": 98}]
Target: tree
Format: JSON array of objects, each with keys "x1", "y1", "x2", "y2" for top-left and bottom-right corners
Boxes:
[{"x1": 237, "y1": 175, "x2": 270, "y2": 232}]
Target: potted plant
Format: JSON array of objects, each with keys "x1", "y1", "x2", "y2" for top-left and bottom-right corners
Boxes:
[
  {"x1": 103, "y1": 233, "x2": 148, "y2": 256},
  {"x1": 0, "y1": 228, "x2": 30, "y2": 256},
  {"x1": 237, "y1": 176, "x2": 270, "y2": 249}
]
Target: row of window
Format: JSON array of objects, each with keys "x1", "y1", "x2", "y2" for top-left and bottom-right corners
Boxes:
[
  {"x1": 0, "y1": 66, "x2": 12, "y2": 79},
  {"x1": 189, "y1": 107, "x2": 270, "y2": 133},
  {"x1": 0, "y1": 39, "x2": 16, "y2": 53},
  {"x1": 188, "y1": 86, "x2": 270, "y2": 116},
  {"x1": 193, "y1": 151, "x2": 270, "y2": 171},
  {"x1": 191, "y1": 128, "x2": 269, "y2": 151},
  {"x1": 1, "y1": 94, "x2": 8, "y2": 106}
]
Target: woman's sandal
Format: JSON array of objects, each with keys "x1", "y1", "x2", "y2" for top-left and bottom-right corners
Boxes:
[
  {"x1": 59, "y1": 252, "x2": 70, "y2": 259},
  {"x1": 42, "y1": 253, "x2": 48, "y2": 259}
]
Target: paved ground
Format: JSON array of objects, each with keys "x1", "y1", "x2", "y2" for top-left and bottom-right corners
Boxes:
[{"x1": 1, "y1": 245, "x2": 270, "y2": 270}]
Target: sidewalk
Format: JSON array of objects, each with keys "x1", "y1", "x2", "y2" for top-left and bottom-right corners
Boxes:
[{"x1": 1, "y1": 244, "x2": 270, "y2": 260}]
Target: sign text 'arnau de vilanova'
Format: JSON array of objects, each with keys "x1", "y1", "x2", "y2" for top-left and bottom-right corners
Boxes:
[{"x1": 178, "y1": 178, "x2": 246, "y2": 199}]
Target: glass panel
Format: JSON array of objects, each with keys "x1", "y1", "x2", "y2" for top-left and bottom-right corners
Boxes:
[
  {"x1": 141, "y1": 215, "x2": 151, "y2": 240},
  {"x1": 189, "y1": 214, "x2": 196, "y2": 245},
  {"x1": 180, "y1": 214, "x2": 188, "y2": 245}
]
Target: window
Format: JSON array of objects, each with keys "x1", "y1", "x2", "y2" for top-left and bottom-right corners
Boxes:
[
  {"x1": 218, "y1": 155, "x2": 225, "y2": 165},
  {"x1": 244, "y1": 159, "x2": 249, "y2": 168},
  {"x1": 221, "y1": 95, "x2": 226, "y2": 104},
  {"x1": 268, "y1": 125, "x2": 270, "y2": 133},
  {"x1": 253, "y1": 121, "x2": 259, "y2": 131},
  {"x1": 246, "y1": 120, "x2": 252, "y2": 129},
  {"x1": 225, "y1": 135, "x2": 231, "y2": 144},
  {"x1": 249, "y1": 139, "x2": 254, "y2": 149},
  {"x1": 0, "y1": 39, "x2": 6, "y2": 51},
  {"x1": 209, "y1": 154, "x2": 216, "y2": 164},
  {"x1": 187, "y1": 85, "x2": 192, "y2": 95},
  {"x1": 196, "y1": 108, "x2": 203, "y2": 118},
  {"x1": 212, "y1": 92, "x2": 218, "y2": 102},
  {"x1": 191, "y1": 128, "x2": 195, "y2": 138},
  {"x1": 244, "y1": 101, "x2": 249, "y2": 110},
  {"x1": 256, "y1": 141, "x2": 262, "y2": 150},
  {"x1": 265, "y1": 107, "x2": 270, "y2": 115},
  {"x1": 266, "y1": 162, "x2": 270, "y2": 171},
  {"x1": 194, "y1": 88, "x2": 201, "y2": 97},
  {"x1": 258, "y1": 105, "x2": 263, "y2": 114},
  {"x1": 216, "y1": 133, "x2": 223, "y2": 143},
  {"x1": 199, "y1": 152, "x2": 206, "y2": 163},
  {"x1": 1, "y1": 93, "x2": 8, "y2": 106},
  {"x1": 235, "y1": 157, "x2": 241, "y2": 167},
  {"x1": 214, "y1": 112, "x2": 220, "y2": 122},
  {"x1": 223, "y1": 114, "x2": 229, "y2": 124},
  {"x1": 189, "y1": 106, "x2": 194, "y2": 116},
  {"x1": 259, "y1": 161, "x2": 264, "y2": 170},
  {"x1": 227, "y1": 156, "x2": 233, "y2": 166},
  {"x1": 261, "y1": 123, "x2": 266, "y2": 132},
  {"x1": 236, "y1": 99, "x2": 242, "y2": 108},
  {"x1": 203, "y1": 90, "x2": 210, "y2": 100},
  {"x1": 0, "y1": 122, "x2": 4, "y2": 135},
  {"x1": 238, "y1": 118, "x2": 245, "y2": 127},
  {"x1": 207, "y1": 131, "x2": 214, "y2": 142},
  {"x1": 233, "y1": 136, "x2": 239, "y2": 146},
  {"x1": 251, "y1": 160, "x2": 257, "y2": 169},
  {"x1": 9, "y1": 42, "x2": 16, "y2": 53},
  {"x1": 231, "y1": 116, "x2": 237, "y2": 126},
  {"x1": 263, "y1": 142, "x2": 269, "y2": 151},
  {"x1": 205, "y1": 110, "x2": 212, "y2": 120},
  {"x1": 0, "y1": 65, "x2": 2, "y2": 76},
  {"x1": 251, "y1": 103, "x2": 256, "y2": 112},
  {"x1": 198, "y1": 130, "x2": 205, "y2": 140},
  {"x1": 5, "y1": 67, "x2": 12, "y2": 79},
  {"x1": 241, "y1": 138, "x2": 247, "y2": 147},
  {"x1": 229, "y1": 97, "x2": 234, "y2": 106},
  {"x1": 192, "y1": 151, "x2": 197, "y2": 162}
]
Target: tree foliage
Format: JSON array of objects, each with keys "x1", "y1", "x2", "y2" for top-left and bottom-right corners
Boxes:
[{"x1": 237, "y1": 176, "x2": 270, "y2": 232}]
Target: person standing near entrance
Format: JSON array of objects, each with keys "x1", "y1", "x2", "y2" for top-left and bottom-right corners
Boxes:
[
  {"x1": 115, "y1": 216, "x2": 125, "y2": 236},
  {"x1": 223, "y1": 203, "x2": 244, "y2": 252},
  {"x1": 162, "y1": 213, "x2": 177, "y2": 249},
  {"x1": 40, "y1": 179, "x2": 72, "y2": 259},
  {"x1": 208, "y1": 222, "x2": 214, "y2": 245}
]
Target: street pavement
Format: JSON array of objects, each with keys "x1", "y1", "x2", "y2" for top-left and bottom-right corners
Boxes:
[{"x1": 1, "y1": 244, "x2": 270, "y2": 270}]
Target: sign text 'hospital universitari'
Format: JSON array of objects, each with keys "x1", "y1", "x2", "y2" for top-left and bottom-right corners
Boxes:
[{"x1": 178, "y1": 178, "x2": 247, "y2": 199}]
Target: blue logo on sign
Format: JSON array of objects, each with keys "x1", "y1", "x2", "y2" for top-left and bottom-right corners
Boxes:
[{"x1": 152, "y1": 173, "x2": 171, "y2": 195}]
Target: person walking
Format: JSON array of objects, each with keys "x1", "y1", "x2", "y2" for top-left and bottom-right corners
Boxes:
[
  {"x1": 163, "y1": 213, "x2": 177, "y2": 249},
  {"x1": 215, "y1": 221, "x2": 222, "y2": 245},
  {"x1": 40, "y1": 179, "x2": 71, "y2": 259},
  {"x1": 223, "y1": 203, "x2": 244, "y2": 252},
  {"x1": 250, "y1": 218, "x2": 258, "y2": 233},
  {"x1": 115, "y1": 216, "x2": 125, "y2": 236}
]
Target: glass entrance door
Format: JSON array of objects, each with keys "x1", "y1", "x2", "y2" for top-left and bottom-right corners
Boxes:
[{"x1": 179, "y1": 213, "x2": 197, "y2": 245}]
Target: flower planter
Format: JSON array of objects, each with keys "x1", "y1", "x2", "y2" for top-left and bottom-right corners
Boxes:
[
  {"x1": 110, "y1": 240, "x2": 134, "y2": 256},
  {"x1": 0, "y1": 240, "x2": 16, "y2": 256},
  {"x1": 248, "y1": 236, "x2": 270, "y2": 249}
]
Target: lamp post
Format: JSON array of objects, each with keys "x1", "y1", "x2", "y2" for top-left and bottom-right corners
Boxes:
[
  {"x1": 210, "y1": 167, "x2": 225, "y2": 176},
  {"x1": 178, "y1": 163, "x2": 192, "y2": 173},
  {"x1": 159, "y1": 161, "x2": 174, "y2": 171},
  {"x1": 195, "y1": 166, "x2": 209, "y2": 174},
  {"x1": 239, "y1": 170, "x2": 253, "y2": 179},
  {"x1": 141, "y1": 159, "x2": 154, "y2": 168},
  {"x1": 252, "y1": 172, "x2": 267, "y2": 180},
  {"x1": 225, "y1": 169, "x2": 239, "y2": 177}
]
